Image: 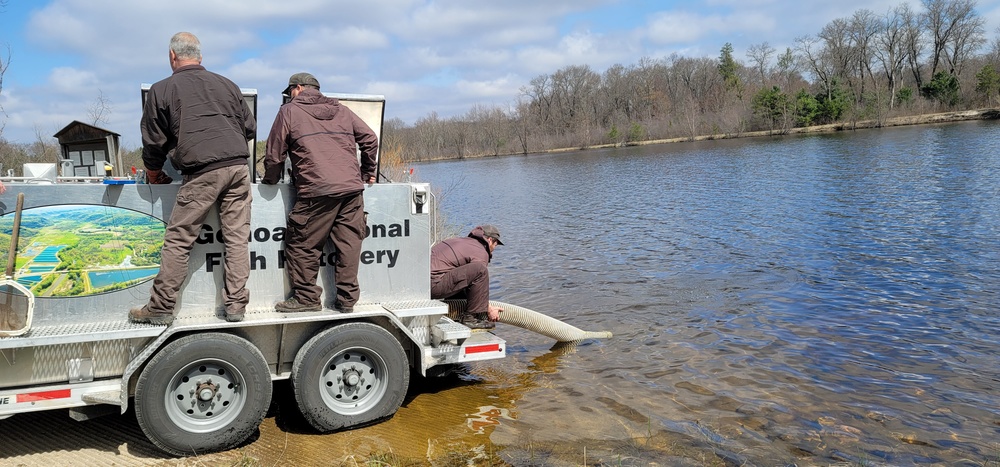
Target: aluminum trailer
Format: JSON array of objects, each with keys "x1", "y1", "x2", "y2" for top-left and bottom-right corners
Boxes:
[{"x1": 0, "y1": 93, "x2": 505, "y2": 456}]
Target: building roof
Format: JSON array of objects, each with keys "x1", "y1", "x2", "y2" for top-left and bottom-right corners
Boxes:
[{"x1": 53, "y1": 120, "x2": 121, "y2": 143}]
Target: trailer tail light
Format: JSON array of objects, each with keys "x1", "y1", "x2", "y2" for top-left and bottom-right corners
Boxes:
[{"x1": 465, "y1": 343, "x2": 501, "y2": 355}]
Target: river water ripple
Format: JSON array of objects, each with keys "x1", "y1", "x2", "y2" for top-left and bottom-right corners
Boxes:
[{"x1": 414, "y1": 120, "x2": 1000, "y2": 465}]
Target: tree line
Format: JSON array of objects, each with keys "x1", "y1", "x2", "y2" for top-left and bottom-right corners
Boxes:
[{"x1": 385, "y1": 0, "x2": 1000, "y2": 165}]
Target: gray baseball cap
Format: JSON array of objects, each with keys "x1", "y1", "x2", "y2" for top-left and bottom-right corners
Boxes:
[
  {"x1": 283, "y1": 72, "x2": 320, "y2": 95},
  {"x1": 480, "y1": 224, "x2": 504, "y2": 245}
]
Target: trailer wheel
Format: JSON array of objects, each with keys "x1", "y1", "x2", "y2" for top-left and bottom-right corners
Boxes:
[
  {"x1": 134, "y1": 332, "x2": 272, "y2": 456},
  {"x1": 291, "y1": 322, "x2": 409, "y2": 432}
]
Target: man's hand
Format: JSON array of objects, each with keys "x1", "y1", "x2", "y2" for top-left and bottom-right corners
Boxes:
[
  {"x1": 146, "y1": 169, "x2": 173, "y2": 184},
  {"x1": 487, "y1": 305, "x2": 503, "y2": 322}
]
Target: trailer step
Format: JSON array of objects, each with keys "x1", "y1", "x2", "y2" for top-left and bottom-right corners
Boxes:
[
  {"x1": 428, "y1": 331, "x2": 505, "y2": 366},
  {"x1": 81, "y1": 390, "x2": 122, "y2": 406},
  {"x1": 381, "y1": 299, "x2": 449, "y2": 317},
  {"x1": 432, "y1": 316, "x2": 471, "y2": 345}
]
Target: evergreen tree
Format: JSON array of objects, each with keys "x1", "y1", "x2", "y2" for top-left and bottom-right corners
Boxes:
[
  {"x1": 975, "y1": 65, "x2": 1000, "y2": 106},
  {"x1": 922, "y1": 71, "x2": 961, "y2": 106},
  {"x1": 719, "y1": 42, "x2": 743, "y2": 99}
]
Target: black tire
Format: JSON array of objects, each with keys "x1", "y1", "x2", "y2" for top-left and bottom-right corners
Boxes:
[
  {"x1": 291, "y1": 322, "x2": 409, "y2": 432},
  {"x1": 134, "y1": 332, "x2": 272, "y2": 456}
]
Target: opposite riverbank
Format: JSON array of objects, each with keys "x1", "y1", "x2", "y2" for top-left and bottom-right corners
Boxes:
[
  {"x1": 564, "y1": 108, "x2": 1000, "y2": 153},
  {"x1": 414, "y1": 108, "x2": 1000, "y2": 162}
]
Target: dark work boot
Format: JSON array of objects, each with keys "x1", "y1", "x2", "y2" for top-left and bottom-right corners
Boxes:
[
  {"x1": 224, "y1": 310, "x2": 245, "y2": 322},
  {"x1": 129, "y1": 305, "x2": 174, "y2": 325},
  {"x1": 275, "y1": 297, "x2": 321, "y2": 313},
  {"x1": 460, "y1": 313, "x2": 495, "y2": 330}
]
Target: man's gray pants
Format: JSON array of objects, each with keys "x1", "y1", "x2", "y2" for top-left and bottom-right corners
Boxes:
[{"x1": 147, "y1": 164, "x2": 252, "y2": 315}]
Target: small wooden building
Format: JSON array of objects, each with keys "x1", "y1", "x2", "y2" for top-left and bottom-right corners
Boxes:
[{"x1": 53, "y1": 121, "x2": 123, "y2": 177}]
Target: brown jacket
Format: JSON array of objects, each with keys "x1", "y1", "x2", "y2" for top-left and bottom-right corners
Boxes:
[
  {"x1": 141, "y1": 64, "x2": 256, "y2": 175},
  {"x1": 430, "y1": 227, "x2": 493, "y2": 279},
  {"x1": 262, "y1": 88, "x2": 379, "y2": 197}
]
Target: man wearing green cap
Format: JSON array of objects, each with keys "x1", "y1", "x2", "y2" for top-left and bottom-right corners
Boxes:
[{"x1": 262, "y1": 72, "x2": 379, "y2": 314}]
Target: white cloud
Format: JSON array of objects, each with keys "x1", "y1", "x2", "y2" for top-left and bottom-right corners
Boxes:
[
  {"x1": 405, "y1": 0, "x2": 608, "y2": 44},
  {"x1": 454, "y1": 74, "x2": 522, "y2": 101},
  {"x1": 363, "y1": 80, "x2": 422, "y2": 104},
  {"x1": 48, "y1": 67, "x2": 99, "y2": 95},
  {"x1": 283, "y1": 26, "x2": 390, "y2": 54},
  {"x1": 516, "y1": 30, "x2": 627, "y2": 75},
  {"x1": 645, "y1": 11, "x2": 728, "y2": 45}
]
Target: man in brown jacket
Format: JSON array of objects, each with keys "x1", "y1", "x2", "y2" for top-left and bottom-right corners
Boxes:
[
  {"x1": 130, "y1": 32, "x2": 256, "y2": 325},
  {"x1": 263, "y1": 72, "x2": 379, "y2": 313},
  {"x1": 430, "y1": 225, "x2": 505, "y2": 329}
]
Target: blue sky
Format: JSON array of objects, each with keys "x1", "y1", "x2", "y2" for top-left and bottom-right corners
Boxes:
[{"x1": 2, "y1": 0, "x2": 1000, "y2": 147}]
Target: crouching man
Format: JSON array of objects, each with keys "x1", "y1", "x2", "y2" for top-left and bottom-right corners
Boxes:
[{"x1": 430, "y1": 225, "x2": 505, "y2": 329}]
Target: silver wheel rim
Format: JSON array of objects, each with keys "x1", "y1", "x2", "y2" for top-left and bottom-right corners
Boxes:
[
  {"x1": 318, "y1": 346, "x2": 388, "y2": 415},
  {"x1": 163, "y1": 358, "x2": 247, "y2": 433}
]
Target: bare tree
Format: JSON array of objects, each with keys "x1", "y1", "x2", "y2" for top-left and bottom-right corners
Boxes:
[
  {"x1": 775, "y1": 47, "x2": 800, "y2": 90},
  {"x1": 818, "y1": 17, "x2": 857, "y2": 95},
  {"x1": 466, "y1": 104, "x2": 510, "y2": 156},
  {"x1": 747, "y1": 42, "x2": 776, "y2": 85},
  {"x1": 943, "y1": 2, "x2": 985, "y2": 75},
  {"x1": 848, "y1": 9, "x2": 880, "y2": 96},
  {"x1": 671, "y1": 56, "x2": 712, "y2": 113},
  {"x1": 378, "y1": 117, "x2": 410, "y2": 182},
  {"x1": 521, "y1": 74, "x2": 555, "y2": 134},
  {"x1": 412, "y1": 111, "x2": 444, "y2": 160},
  {"x1": 549, "y1": 65, "x2": 600, "y2": 136},
  {"x1": 874, "y1": 4, "x2": 914, "y2": 110},
  {"x1": 598, "y1": 63, "x2": 631, "y2": 130},
  {"x1": 796, "y1": 35, "x2": 836, "y2": 99},
  {"x1": 87, "y1": 89, "x2": 113, "y2": 127},
  {"x1": 635, "y1": 57, "x2": 670, "y2": 122},
  {"x1": 903, "y1": 2, "x2": 926, "y2": 90},
  {"x1": 923, "y1": 0, "x2": 983, "y2": 76},
  {"x1": 32, "y1": 125, "x2": 60, "y2": 165},
  {"x1": 510, "y1": 98, "x2": 531, "y2": 154}
]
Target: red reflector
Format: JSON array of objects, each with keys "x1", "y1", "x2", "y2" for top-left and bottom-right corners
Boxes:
[
  {"x1": 465, "y1": 343, "x2": 501, "y2": 354},
  {"x1": 17, "y1": 389, "x2": 71, "y2": 403}
]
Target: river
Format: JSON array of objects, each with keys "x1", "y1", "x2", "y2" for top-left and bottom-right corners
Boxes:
[{"x1": 412, "y1": 120, "x2": 1000, "y2": 465}]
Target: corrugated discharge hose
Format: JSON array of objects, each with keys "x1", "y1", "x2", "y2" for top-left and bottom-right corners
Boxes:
[{"x1": 444, "y1": 299, "x2": 612, "y2": 342}]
